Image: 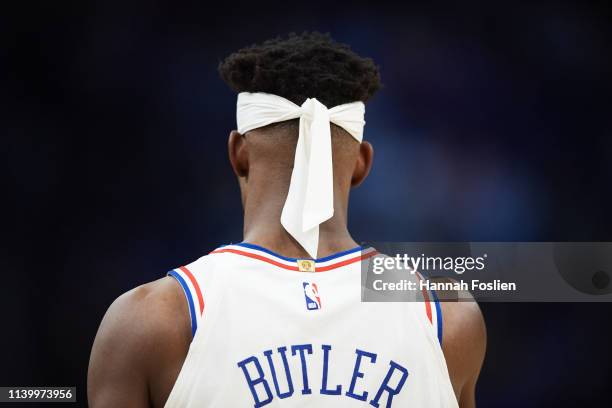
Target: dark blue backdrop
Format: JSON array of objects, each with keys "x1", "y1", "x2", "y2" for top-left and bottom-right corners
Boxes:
[{"x1": 3, "y1": 1, "x2": 612, "y2": 406}]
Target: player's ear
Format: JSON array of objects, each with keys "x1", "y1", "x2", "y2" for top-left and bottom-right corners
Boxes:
[
  {"x1": 351, "y1": 141, "x2": 373, "y2": 187},
  {"x1": 228, "y1": 130, "x2": 249, "y2": 178}
]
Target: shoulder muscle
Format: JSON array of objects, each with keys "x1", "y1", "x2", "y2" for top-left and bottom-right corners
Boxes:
[
  {"x1": 436, "y1": 280, "x2": 486, "y2": 408},
  {"x1": 88, "y1": 277, "x2": 191, "y2": 408}
]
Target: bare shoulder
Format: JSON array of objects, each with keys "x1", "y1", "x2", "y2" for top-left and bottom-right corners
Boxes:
[
  {"x1": 91, "y1": 277, "x2": 190, "y2": 365},
  {"x1": 88, "y1": 277, "x2": 191, "y2": 407},
  {"x1": 433, "y1": 278, "x2": 486, "y2": 408}
]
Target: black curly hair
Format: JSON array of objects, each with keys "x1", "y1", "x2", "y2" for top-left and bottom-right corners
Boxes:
[{"x1": 218, "y1": 32, "x2": 381, "y2": 108}]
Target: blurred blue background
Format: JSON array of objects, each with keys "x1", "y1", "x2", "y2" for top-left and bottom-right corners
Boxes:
[{"x1": 2, "y1": 1, "x2": 612, "y2": 406}]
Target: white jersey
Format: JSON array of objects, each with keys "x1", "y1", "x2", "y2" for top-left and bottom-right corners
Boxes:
[{"x1": 165, "y1": 243, "x2": 458, "y2": 408}]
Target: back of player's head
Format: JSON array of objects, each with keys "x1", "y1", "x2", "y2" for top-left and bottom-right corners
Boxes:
[
  {"x1": 218, "y1": 32, "x2": 381, "y2": 108},
  {"x1": 222, "y1": 32, "x2": 376, "y2": 221}
]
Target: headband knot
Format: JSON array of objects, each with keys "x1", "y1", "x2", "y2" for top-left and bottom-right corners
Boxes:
[{"x1": 236, "y1": 92, "x2": 365, "y2": 258}]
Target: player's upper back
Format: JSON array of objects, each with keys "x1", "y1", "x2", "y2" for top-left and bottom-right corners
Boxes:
[{"x1": 164, "y1": 243, "x2": 458, "y2": 408}]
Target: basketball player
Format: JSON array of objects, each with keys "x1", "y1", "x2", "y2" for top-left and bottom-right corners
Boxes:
[{"x1": 88, "y1": 32, "x2": 486, "y2": 407}]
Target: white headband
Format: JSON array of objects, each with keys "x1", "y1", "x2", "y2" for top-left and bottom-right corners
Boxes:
[{"x1": 236, "y1": 92, "x2": 365, "y2": 258}]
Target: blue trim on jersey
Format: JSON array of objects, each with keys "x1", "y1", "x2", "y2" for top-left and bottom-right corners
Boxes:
[
  {"x1": 168, "y1": 270, "x2": 197, "y2": 337},
  {"x1": 416, "y1": 270, "x2": 444, "y2": 346},
  {"x1": 430, "y1": 288, "x2": 443, "y2": 345},
  {"x1": 316, "y1": 246, "x2": 363, "y2": 262},
  {"x1": 236, "y1": 242, "x2": 363, "y2": 262}
]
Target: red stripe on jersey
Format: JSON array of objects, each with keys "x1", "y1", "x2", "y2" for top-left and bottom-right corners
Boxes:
[
  {"x1": 179, "y1": 266, "x2": 204, "y2": 315},
  {"x1": 422, "y1": 289, "x2": 433, "y2": 324},
  {"x1": 316, "y1": 250, "x2": 378, "y2": 271},
  {"x1": 210, "y1": 247, "x2": 378, "y2": 272},
  {"x1": 210, "y1": 248, "x2": 300, "y2": 271},
  {"x1": 416, "y1": 273, "x2": 433, "y2": 324}
]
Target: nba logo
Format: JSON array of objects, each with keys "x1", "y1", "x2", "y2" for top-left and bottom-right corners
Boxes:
[{"x1": 303, "y1": 282, "x2": 321, "y2": 310}]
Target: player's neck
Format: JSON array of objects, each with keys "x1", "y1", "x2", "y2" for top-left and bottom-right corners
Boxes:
[{"x1": 242, "y1": 196, "x2": 357, "y2": 260}]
